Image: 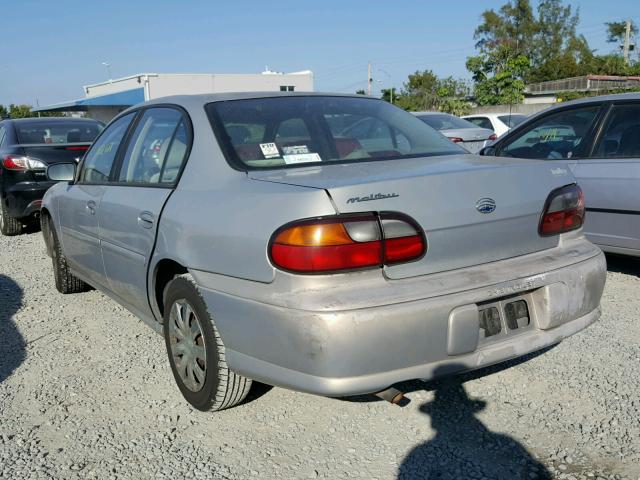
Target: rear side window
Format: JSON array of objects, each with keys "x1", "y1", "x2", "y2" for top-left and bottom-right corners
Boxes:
[
  {"x1": 16, "y1": 120, "x2": 102, "y2": 144},
  {"x1": 80, "y1": 113, "x2": 135, "y2": 183},
  {"x1": 498, "y1": 114, "x2": 526, "y2": 128},
  {"x1": 593, "y1": 104, "x2": 640, "y2": 158},
  {"x1": 500, "y1": 106, "x2": 600, "y2": 159},
  {"x1": 206, "y1": 96, "x2": 465, "y2": 170},
  {"x1": 0, "y1": 126, "x2": 5, "y2": 147},
  {"x1": 160, "y1": 120, "x2": 189, "y2": 183},
  {"x1": 117, "y1": 108, "x2": 185, "y2": 184},
  {"x1": 466, "y1": 117, "x2": 493, "y2": 130}
]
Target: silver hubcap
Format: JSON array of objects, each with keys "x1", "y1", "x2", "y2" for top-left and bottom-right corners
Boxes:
[{"x1": 168, "y1": 299, "x2": 207, "y2": 392}]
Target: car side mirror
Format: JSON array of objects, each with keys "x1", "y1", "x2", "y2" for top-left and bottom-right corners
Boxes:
[
  {"x1": 479, "y1": 145, "x2": 497, "y2": 156},
  {"x1": 47, "y1": 163, "x2": 76, "y2": 183}
]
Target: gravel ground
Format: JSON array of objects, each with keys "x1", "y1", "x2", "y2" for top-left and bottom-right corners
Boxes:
[{"x1": 0, "y1": 230, "x2": 638, "y2": 480}]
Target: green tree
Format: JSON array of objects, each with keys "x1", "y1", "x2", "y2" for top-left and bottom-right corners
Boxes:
[
  {"x1": 467, "y1": 50, "x2": 529, "y2": 105},
  {"x1": 8, "y1": 104, "x2": 35, "y2": 118},
  {"x1": 605, "y1": 20, "x2": 638, "y2": 44},
  {"x1": 0, "y1": 105, "x2": 8, "y2": 118},
  {"x1": 355, "y1": 89, "x2": 366, "y2": 95},
  {"x1": 393, "y1": 70, "x2": 472, "y2": 114},
  {"x1": 471, "y1": 0, "x2": 591, "y2": 84},
  {"x1": 380, "y1": 88, "x2": 397, "y2": 104}
]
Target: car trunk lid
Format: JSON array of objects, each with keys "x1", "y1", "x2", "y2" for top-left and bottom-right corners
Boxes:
[
  {"x1": 440, "y1": 127, "x2": 494, "y2": 154},
  {"x1": 19, "y1": 143, "x2": 91, "y2": 165},
  {"x1": 250, "y1": 154, "x2": 575, "y2": 279}
]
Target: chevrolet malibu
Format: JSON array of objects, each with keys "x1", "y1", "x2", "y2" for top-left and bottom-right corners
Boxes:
[{"x1": 40, "y1": 93, "x2": 606, "y2": 412}]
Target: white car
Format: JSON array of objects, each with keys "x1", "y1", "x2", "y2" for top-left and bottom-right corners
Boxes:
[{"x1": 463, "y1": 113, "x2": 527, "y2": 137}]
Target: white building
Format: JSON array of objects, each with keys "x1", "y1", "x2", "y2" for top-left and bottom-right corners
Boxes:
[{"x1": 35, "y1": 70, "x2": 314, "y2": 122}]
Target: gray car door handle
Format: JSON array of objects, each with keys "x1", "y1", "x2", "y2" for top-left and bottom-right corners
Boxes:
[
  {"x1": 86, "y1": 200, "x2": 96, "y2": 215},
  {"x1": 138, "y1": 211, "x2": 155, "y2": 229}
]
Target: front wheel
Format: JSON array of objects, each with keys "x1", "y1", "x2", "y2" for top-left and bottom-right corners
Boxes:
[
  {"x1": 0, "y1": 201, "x2": 23, "y2": 236},
  {"x1": 163, "y1": 274, "x2": 252, "y2": 411}
]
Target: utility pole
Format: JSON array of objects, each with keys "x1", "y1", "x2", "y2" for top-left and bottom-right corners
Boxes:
[
  {"x1": 623, "y1": 19, "x2": 632, "y2": 65},
  {"x1": 367, "y1": 62, "x2": 372, "y2": 96}
]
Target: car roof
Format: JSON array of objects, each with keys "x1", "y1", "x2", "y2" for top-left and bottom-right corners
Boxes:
[
  {"x1": 555, "y1": 91, "x2": 640, "y2": 106},
  {"x1": 411, "y1": 111, "x2": 453, "y2": 116},
  {"x1": 143, "y1": 91, "x2": 367, "y2": 108},
  {"x1": 8, "y1": 117, "x2": 101, "y2": 124}
]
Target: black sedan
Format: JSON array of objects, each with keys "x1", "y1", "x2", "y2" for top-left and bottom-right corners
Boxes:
[{"x1": 0, "y1": 117, "x2": 103, "y2": 235}]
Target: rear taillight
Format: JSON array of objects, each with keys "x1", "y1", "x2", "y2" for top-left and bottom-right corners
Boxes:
[
  {"x1": 270, "y1": 213, "x2": 426, "y2": 273},
  {"x1": 2, "y1": 155, "x2": 46, "y2": 171},
  {"x1": 488, "y1": 133, "x2": 497, "y2": 141},
  {"x1": 65, "y1": 145, "x2": 89, "y2": 151},
  {"x1": 448, "y1": 137, "x2": 464, "y2": 143},
  {"x1": 539, "y1": 184, "x2": 584, "y2": 236}
]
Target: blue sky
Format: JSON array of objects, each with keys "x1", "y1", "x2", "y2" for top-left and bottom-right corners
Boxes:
[{"x1": 1, "y1": 0, "x2": 636, "y2": 106}]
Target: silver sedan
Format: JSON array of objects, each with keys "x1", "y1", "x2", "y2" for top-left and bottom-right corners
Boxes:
[
  {"x1": 412, "y1": 111, "x2": 497, "y2": 153},
  {"x1": 41, "y1": 93, "x2": 606, "y2": 411}
]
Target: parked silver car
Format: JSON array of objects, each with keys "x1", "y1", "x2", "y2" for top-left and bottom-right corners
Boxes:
[
  {"x1": 41, "y1": 93, "x2": 606, "y2": 411},
  {"x1": 481, "y1": 93, "x2": 640, "y2": 257},
  {"x1": 412, "y1": 112, "x2": 497, "y2": 153}
]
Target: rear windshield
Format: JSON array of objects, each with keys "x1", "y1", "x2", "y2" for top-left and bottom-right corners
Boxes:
[
  {"x1": 498, "y1": 114, "x2": 527, "y2": 127},
  {"x1": 206, "y1": 96, "x2": 466, "y2": 170},
  {"x1": 415, "y1": 113, "x2": 477, "y2": 130},
  {"x1": 16, "y1": 121, "x2": 103, "y2": 144}
]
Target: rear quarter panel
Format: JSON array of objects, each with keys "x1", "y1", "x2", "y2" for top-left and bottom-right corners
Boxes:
[{"x1": 150, "y1": 98, "x2": 336, "y2": 284}]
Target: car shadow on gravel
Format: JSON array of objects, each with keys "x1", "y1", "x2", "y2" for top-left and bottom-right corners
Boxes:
[
  {"x1": 605, "y1": 253, "x2": 640, "y2": 276},
  {"x1": 0, "y1": 274, "x2": 25, "y2": 384},
  {"x1": 397, "y1": 365, "x2": 552, "y2": 479}
]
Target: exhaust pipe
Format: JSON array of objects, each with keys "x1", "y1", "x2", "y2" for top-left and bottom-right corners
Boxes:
[{"x1": 374, "y1": 387, "x2": 407, "y2": 405}]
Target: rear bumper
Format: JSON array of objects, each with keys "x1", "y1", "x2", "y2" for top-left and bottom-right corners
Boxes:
[
  {"x1": 191, "y1": 236, "x2": 606, "y2": 396},
  {"x1": 3, "y1": 181, "x2": 55, "y2": 218}
]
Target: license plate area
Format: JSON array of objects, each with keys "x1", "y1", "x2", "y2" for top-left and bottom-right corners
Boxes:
[{"x1": 477, "y1": 294, "x2": 533, "y2": 344}]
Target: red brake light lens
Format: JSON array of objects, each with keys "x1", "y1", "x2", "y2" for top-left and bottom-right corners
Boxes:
[
  {"x1": 539, "y1": 184, "x2": 584, "y2": 236},
  {"x1": 270, "y1": 213, "x2": 426, "y2": 273},
  {"x1": 2, "y1": 155, "x2": 46, "y2": 171},
  {"x1": 448, "y1": 137, "x2": 464, "y2": 143},
  {"x1": 2, "y1": 155, "x2": 29, "y2": 171},
  {"x1": 488, "y1": 133, "x2": 498, "y2": 141}
]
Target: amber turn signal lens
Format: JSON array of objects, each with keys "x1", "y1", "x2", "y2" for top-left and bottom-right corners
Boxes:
[{"x1": 274, "y1": 223, "x2": 354, "y2": 246}]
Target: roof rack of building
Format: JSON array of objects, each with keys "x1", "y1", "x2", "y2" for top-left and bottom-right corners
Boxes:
[{"x1": 526, "y1": 75, "x2": 640, "y2": 95}]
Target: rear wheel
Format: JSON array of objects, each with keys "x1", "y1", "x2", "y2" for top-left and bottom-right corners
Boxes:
[
  {"x1": 0, "y1": 201, "x2": 23, "y2": 236},
  {"x1": 163, "y1": 274, "x2": 252, "y2": 411},
  {"x1": 48, "y1": 223, "x2": 90, "y2": 294}
]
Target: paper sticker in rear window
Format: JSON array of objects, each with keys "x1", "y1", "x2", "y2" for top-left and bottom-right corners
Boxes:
[
  {"x1": 259, "y1": 143, "x2": 280, "y2": 159},
  {"x1": 283, "y1": 153, "x2": 322, "y2": 164},
  {"x1": 282, "y1": 145, "x2": 309, "y2": 155}
]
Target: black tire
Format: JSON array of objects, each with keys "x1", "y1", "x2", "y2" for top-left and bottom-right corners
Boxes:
[
  {"x1": 0, "y1": 200, "x2": 23, "y2": 236},
  {"x1": 48, "y1": 222, "x2": 90, "y2": 294},
  {"x1": 163, "y1": 274, "x2": 252, "y2": 411}
]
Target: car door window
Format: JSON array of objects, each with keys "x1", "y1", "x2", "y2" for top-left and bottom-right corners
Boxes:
[
  {"x1": 592, "y1": 104, "x2": 640, "y2": 158},
  {"x1": 80, "y1": 113, "x2": 135, "y2": 183},
  {"x1": 467, "y1": 117, "x2": 493, "y2": 130},
  {"x1": 500, "y1": 106, "x2": 600, "y2": 160},
  {"x1": 159, "y1": 119, "x2": 189, "y2": 184},
  {"x1": 0, "y1": 126, "x2": 6, "y2": 146},
  {"x1": 118, "y1": 108, "x2": 184, "y2": 184}
]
